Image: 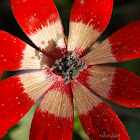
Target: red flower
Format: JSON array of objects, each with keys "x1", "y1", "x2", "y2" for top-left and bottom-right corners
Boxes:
[{"x1": 0, "y1": 0, "x2": 140, "y2": 139}]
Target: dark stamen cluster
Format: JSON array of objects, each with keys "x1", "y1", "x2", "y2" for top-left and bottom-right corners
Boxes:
[{"x1": 50, "y1": 51, "x2": 87, "y2": 84}]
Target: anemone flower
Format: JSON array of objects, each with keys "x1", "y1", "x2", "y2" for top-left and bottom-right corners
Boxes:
[{"x1": 0, "y1": 0, "x2": 140, "y2": 140}]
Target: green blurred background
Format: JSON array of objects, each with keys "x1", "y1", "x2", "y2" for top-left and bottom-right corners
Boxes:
[{"x1": 0, "y1": 0, "x2": 140, "y2": 139}]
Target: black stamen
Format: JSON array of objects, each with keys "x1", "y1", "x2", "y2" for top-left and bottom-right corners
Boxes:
[{"x1": 50, "y1": 51, "x2": 87, "y2": 84}]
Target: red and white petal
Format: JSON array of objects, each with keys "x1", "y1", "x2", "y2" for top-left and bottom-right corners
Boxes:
[
  {"x1": 77, "y1": 65, "x2": 140, "y2": 108},
  {"x1": 82, "y1": 21, "x2": 140, "y2": 65},
  {"x1": 68, "y1": 0, "x2": 113, "y2": 56},
  {"x1": 0, "y1": 30, "x2": 51, "y2": 71},
  {"x1": 71, "y1": 81, "x2": 130, "y2": 140},
  {"x1": 11, "y1": 0, "x2": 66, "y2": 59},
  {"x1": 30, "y1": 81, "x2": 74, "y2": 140},
  {"x1": 0, "y1": 69, "x2": 56, "y2": 137}
]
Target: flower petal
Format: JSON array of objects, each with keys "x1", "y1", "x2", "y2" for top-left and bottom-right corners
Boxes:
[
  {"x1": 68, "y1": 0, "x2": 113, "y2": 56},
  {"x1": 11, "y1": 0, "x2": 66, "y2": 59},
  {"x1": 30, "y1": 81, "x2": 74, "y2": 140},
  {"x1": 71, "y1": 81, "x2": 130, "y2": 140},
  {"x1": 0, "y1": 30, "x2": 52, "y2": 71},
  {"x1": 0, "y1": 69, "x2": 55, "y2": 137},
  {"x1": 77, "y1": 65, "x2": 140, "y2": 108},
  {"x1": 82, "y1": 21, "x2": 140, "y2": 64}
]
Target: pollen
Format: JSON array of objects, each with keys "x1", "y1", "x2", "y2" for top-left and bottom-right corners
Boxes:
[{"x1": 50, "y1": 51, "x2": 87, "y2": 84}]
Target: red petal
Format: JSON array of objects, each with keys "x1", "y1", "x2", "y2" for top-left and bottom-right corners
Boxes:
[
  {"x1": 11, "y1": 0, "x2": 66, "y2": 59},
  {"x1": 83, "y1": 21, "x2": 140, "y2": 64},
  {"x1": 71, "y1": 81, "x2": 130, "y2": 140},
  {"x1": 68, "y1": 0, "x2": 113, "y2": 56},
  {"x1": 30, "y1": 81, "x2": 74, "y2": 140},
  {"x1": 0, "y1": 30, "x2": 52, "y2": 71},
  {"x1": 0, "y1": 69, "x2": 55, "y2": 137},
  {"x1": 77, "y1": 65, "x2": 140, "y2": 108}
]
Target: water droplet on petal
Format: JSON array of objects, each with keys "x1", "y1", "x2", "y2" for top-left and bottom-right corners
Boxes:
[
  {"x1": 58, "y1": 126, "x2": 60, "y2": 129},
  {"x1": 16, "y1": 97, "x2": 19, "y2": 99}
]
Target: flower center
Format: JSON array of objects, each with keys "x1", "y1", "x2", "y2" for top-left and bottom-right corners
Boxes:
[{"x1": 50, "y1": 51, "x2": 87, "y2": 84}]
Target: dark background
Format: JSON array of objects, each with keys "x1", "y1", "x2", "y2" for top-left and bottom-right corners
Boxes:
[{"x1": 0, "y1": 0, "x2": 140, "y2": 140}]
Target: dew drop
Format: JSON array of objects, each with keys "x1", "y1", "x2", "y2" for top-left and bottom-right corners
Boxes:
[
  {"x1": 79, "y1": 0, "x2": 84, "y2": 4},
  {"x1": 107, "y1": 128, "x2": 109, "y2": 132},
  {"x1": 117, "y1": 42, "x2": 120, "y2": 45},
  {"x1": 103, "y1": 119, "x2": 108, "y2": 121},
  {"x1": 16, "y1": 97, "x2": 19, "y2": 99},
  {"x1": 134, "y1": 50, "x2": 136, "y2": 52},
  {"x1": 96, "y1": 128, "x2": 99, "y2": 132},
  {"x1": 103, "y1": 131, "x2": 106, "y2": 134},
  {"x1": 58, "y1": 126, "x2": 60, "y2": 129}
]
